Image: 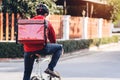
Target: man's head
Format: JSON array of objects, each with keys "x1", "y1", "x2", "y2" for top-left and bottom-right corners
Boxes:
[{"x1": 36, "y1": 3, "x2": 49, "y2": 17}]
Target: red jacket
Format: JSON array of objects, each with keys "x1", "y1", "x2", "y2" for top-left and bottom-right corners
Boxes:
[{"x1": 23, "y1": 15, "x2": 56, "y2": 52}]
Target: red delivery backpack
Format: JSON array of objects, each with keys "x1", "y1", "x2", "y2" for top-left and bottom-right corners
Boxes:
[{"x1": 17, "y1": 19, "x2": 48, "y2": 45}]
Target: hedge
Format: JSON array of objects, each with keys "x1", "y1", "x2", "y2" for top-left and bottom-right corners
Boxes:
[
  {"x1": 57, "y1": 39, "x2": 92, "y2": 53},
  {"x1": 91, "y1": 35, "x2": 119, "y2": 47},
  {"x1": 0, "y1": 43, "x2": 23, "y2": 58},
  {"x1": 0, "y1": 35, "x2": 119, "y2": 58}
]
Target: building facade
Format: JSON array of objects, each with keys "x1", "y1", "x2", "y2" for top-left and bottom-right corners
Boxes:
[{"x1": 56, "y1": 0, "x2": 112, "y2": 19}]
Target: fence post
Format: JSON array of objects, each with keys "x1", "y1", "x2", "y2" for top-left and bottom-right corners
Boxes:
[
  {"x1": 63, "y1": 15, "x2": 70, "y2": 40},
  {"x1": 11, "y1": 13, "x2": 14, "y2": 41},
  {"x1": 110, "y1": 21, "x2": 113, "y2": 37},
  {"x1": 6, "y1": 13, "x2": 9, "y2": 41},
  {"x1": 98, "y1": 18, "x2": 103, "y2": 38},
  {"x1": 82, "y1": 17, "x2": 88, "y2": 39},
  {"x1": 0, "y1": 12, "x2": 3, "y2": 41}
]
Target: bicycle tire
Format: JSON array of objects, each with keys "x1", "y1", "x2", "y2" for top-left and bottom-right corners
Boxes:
[
  {"x1": 31, "y1": 76, "x2": 40, "y2": 80},
  {"x1": 49, "y1": 71, "x2": 61, "y2": 80},
  {"x1": 49, "y1": 76, "x2": 61, "y2": 80}
]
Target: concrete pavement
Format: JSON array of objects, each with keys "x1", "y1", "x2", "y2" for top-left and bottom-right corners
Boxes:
[
  {"x1": 0, "y1": 72, "x2": 120, "y2": 80},
  {"x1": 0, "y1": 42, "x2": 120, "y2": 80}
]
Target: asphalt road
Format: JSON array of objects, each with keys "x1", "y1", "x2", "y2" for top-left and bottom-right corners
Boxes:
[{"x1": 0, "y1": 43, "x2": 120, "y2": 80}]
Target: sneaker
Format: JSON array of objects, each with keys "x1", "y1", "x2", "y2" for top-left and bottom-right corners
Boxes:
[{"x1": 44, "y1": 68, "x2": 60, "y2": 78}]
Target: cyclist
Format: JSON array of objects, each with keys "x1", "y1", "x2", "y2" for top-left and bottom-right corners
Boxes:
[{"x1": 23, "y1": 3, "x2": 63, "y2": 80}]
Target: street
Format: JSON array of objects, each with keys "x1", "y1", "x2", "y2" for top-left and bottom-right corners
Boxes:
[
  {"x1": 0, "y1": 43, "x2": 120, "y2": 80},
  {"x1": 57, "y1": 44, "x2": 120, "y2": 78}
]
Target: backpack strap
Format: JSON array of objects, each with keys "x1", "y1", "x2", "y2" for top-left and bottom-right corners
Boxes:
[{"x1": 44, "y1": 19, "x2": 48, "y2": 47}]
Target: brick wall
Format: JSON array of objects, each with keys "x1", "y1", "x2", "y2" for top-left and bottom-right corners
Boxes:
[
  {"x1": 87, "y1": 18, "x2": 99, "y2": 39},
  {"x1": 69, "y1": 16, "x2": 83, "y2": 39},
  {"x1": 0, "y1": 13, "x2": 112, "y2": 41},
  {"x1": 102, "y1": 19, "x2": 111, "y2": 37},
  {"x1": 48, "y1": 15, "x2": 111, "y2": 39},
  {"x1": 48, "y1": 15, "x2": 63, "y2": 39}
]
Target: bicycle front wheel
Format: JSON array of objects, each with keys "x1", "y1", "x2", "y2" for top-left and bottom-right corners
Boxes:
[
  {"x1": 49, "y1": 71, "x2": 61, "y2": 80},
  {"x1": 31, "y1": 76, "x2": 41, "y2": 80}
]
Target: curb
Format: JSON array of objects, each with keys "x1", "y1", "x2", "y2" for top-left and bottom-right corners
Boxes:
[
  {"x1": 0, "y1": 49, "x2": 89, "y2": 62},
  {"x1": 0, "y1": 58, "x2": 23, "y2": 62}
]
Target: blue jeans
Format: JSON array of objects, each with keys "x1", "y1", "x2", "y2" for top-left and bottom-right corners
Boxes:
[{"x1": 23, "y1": 43, "x2": 63, "y2": 80}]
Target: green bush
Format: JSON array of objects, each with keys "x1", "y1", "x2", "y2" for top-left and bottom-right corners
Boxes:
[
  {"x1": 0, "y1": 35, "x2": 119, "y2": 58},
  {"x1": 0, "y1": 42, "x2": 23, "y2": 58},
  {"x1": 91, "y1": 35, "x2": 119, "y2": 47},
  {"x1": 57, "y1": 39, "x2": 92, "y2": 53}
]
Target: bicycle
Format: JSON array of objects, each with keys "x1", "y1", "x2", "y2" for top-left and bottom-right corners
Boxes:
[{"x1": 30, "y1": 55, "x2": 61, "y2": 80}]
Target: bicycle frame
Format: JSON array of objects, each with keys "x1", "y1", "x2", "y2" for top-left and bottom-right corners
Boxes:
[
  {"x1": 31, "y1": 56, "x2": 61, "y2": 80},
  {"x1": 34, "y1": 56, "x2": 51, "y2": 79}
]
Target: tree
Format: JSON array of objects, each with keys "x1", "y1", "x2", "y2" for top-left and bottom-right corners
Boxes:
[
  {"x1": 2, "y1": 0, "x2": 61, "y2": 18},
  {"x1": 107, "y1": 0, "x2": 120, "y2": 23}
]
